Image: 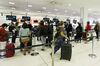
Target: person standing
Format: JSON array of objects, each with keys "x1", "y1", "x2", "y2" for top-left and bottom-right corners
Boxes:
[
  {"x1": 94, "y1": 22, "x2": 100, "y2": 41},
  {"x1": 85, "y1": 21, "x2": 91, "y2": 43},
  {"x1": 12, "y1": 22, "x2": 19, "y2": 43},
  {"x1": 19, "y1": 23, "x2": 31, "y2": 55},
  {"x1": 53, "y1": 21, "x2": 68, "y2": 54},
  {"x1": 75, "y1": 23, "x2": 83, "y2": 42},
  {"x1": 0, "y1": 23, "x2": 8, "y2": 58}
]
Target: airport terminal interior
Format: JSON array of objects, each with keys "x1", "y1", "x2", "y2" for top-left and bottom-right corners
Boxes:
[{"x1": 0, "y1": 0, "x2": 100, "y2": 66}]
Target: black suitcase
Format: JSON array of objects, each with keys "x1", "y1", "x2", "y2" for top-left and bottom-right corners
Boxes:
[{"x1": 60, "y1": 43, "x2": 72, "y2": 61}]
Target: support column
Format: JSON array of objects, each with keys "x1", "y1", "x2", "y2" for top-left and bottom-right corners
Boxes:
[{"x1": 80, "y1": 7, "x2": 88, "y2": 29}]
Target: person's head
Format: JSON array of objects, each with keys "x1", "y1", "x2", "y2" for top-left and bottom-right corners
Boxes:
[
  {"x1": 96, "y1": 21, "x2": 99, "y2": 25},
  {"x1": 22, "y1": 22, "x2": 28, "y2": 29},
  {"x1": 39, "y1": 20, "x2": 44, "y2": 26},
  {"x1": 2, "y1": 23, "x2": 8, "y2": 29},
  {"x1": 87, "y1": 21, "x2": 90, "y2": 24},
  {"x1": 78, "y1": 22, "x2": 81, "y2": 26},
  {"x1": 15, "y1": 22, "x2": 19, "y2": 26},
  {"x1": 58, "y1": 21, "x2": 64, "y2": 27}
]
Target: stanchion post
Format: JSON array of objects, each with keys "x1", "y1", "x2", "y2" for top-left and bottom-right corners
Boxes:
[
  {"x1": 51, "y1": 26, "x2": 55, "y2": 66},
  {"x1": 88, "y1": 31, "x2": 96, "y2": 58}
]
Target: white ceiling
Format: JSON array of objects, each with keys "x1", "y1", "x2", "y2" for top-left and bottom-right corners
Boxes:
[{"x1": 0, "y1": 0, "x2": 100, "y2": 18}]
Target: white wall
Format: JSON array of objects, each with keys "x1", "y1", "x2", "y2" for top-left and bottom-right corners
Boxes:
[{"x1": 0, "y1": 9, "x2": 98, "y2": 26}]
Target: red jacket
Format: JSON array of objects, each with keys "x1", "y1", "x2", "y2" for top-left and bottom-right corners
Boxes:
[
  {"x1": 0, "y1": 27, "x2": 8, "y2": 42},
  {"x1": 86, "y1": 24, "x2": 91, "y2": 32}
]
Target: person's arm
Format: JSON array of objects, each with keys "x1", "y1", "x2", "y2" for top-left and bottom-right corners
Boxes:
[
  {"x1": 60, "y1": 31, "x2": 68, "y2": 39},
  {"x1": 27, "y1": 29, "x2": 31, "y2": 36}
]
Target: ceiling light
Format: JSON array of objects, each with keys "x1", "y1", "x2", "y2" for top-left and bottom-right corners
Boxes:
[
  {"x1": 54, "y1": 9, "x2": 58, "y2": 11},
  {"x1": 68, "y1": 4, "x2": 71, "y2": 6},
  {"x1": 9, "y1": 2, "x2": 15, "y2": 5},
  {"x1": 11, "y1": 8, "x2": 15, "y2": 10},
  {"x1": 73, "y1": 12, "x2": 76, "y2": 14},
  {"x1": 48, "y1": 12, "x2": 51, "y2": 13},
  {"x1": 88, "y1": 9, "x2": 92, "y2": 11},
  {"x1": 28, "y1": 5, "x2": 32, "y2": 7},
  {"x1": 37, "y1": 11, "x2": 41, "y2": 13},
  {"x1": 65, "y1": 10, "x2": 67, "y2": 13},
  {"x1": 42, "y1": 7, "x2": 46, "y2": 10},
  {"x1": 25, "y1": 9, "x2": 29, "y2": 11}
]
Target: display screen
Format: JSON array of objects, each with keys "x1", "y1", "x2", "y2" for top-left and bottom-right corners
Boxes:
[
  {"x1": 22, "y1": 16, "x2": 30, "y2": 21},
  {"x1": 6, "y1": 15, "x2": 17, "y2": 22},
  {"x1": 34, "y1": 20, "x2": 38, "y2": 23},
  {"x1": 43, "y1": 18, "x2": 50, "y2": 22},
  {"x1": 53, "y1": 18, "x2": 59, "y2": 22}
]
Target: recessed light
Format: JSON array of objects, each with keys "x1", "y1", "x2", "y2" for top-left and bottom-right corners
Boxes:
[
  {"x1": 54, "y1": 9, "x2": 58, "y2": 11},
  {"x1": 37, "y1": 11, "x2": 41, "y2": 12},
  {"x1": 65, "y1": 10, "x2": 67, "y2": 13},
  {"x1": 28, "y1": 5, "x2": 32, "y2": 7},
  {"x1": 9, "y1": 2, "x2": 15, "y2": 5},
  {"x1": 68, "y1": 4, "x2": 71, "y2": 6},
  {"x1": 73, "y1": 12, "x2": 76, "y2": 14},
  {"x1": 48, "y1": 12, "x2": 51, "y2": 13},
  {"x1": 25, "y1": 9, "x2": 29, "y2": 11},
  {"x1": 88, "y1": 9, "x2": 92, "y2": 11},
  {"x1": 12, "y1": 8, "x2": 15, "y2": 10},
  {"x1": 42, "y1": 7, "x2": 46, "y2": 10}
]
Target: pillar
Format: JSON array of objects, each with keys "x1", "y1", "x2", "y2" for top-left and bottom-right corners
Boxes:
[{"x1": 80, "y1": 7, "x2": 88, "y2": 29}]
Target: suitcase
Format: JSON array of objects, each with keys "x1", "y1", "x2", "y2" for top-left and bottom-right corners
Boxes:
[
  {"x1": 5, "y1": 43, "x2": 15, "y2": 58},
  {"x1": 82, "y1": 32, "x2": 87, "y2": 40},
  {"x1": 74, "y1": 35, "x2": 81, "y2": 42},
  {"x1": 60, "y1": 43, "x2": 72, "y2": 61}
]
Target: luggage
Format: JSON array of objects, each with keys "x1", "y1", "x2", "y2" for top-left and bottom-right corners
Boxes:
[
  {"x1": 5, "y1": 43, "x2": 15, "y2": 58},
  {"x1": 60, "y1": 42, "x2": 72, "y2": 61},
  {"x1": 82, "y1": 32, "x2": 87, "y2": 40},
  {"x1": 74, "y1": 35, "x2": 81, "y2": 42}
]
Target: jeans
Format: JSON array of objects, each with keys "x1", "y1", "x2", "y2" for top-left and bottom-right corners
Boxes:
[{"x1": 54, "y1": 37, "x2": 64, "y2": 54}]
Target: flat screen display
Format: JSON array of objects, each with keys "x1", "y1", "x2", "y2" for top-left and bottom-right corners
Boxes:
[
  {"x1": 6, "y1": 15, "x2": 17, "y2": 22},
  {"x1": 22, "y1": 16, "x2": 30, "y2": 21}
]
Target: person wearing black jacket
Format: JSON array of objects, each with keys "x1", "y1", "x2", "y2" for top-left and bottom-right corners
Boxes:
[
  {"x1": 94, "y1": 22, "x2": 100, "y2": 41},
  {"x1": 75, "y1": 23, "x2": 83, "y2": 42},
  {"x1": 65, "y1": 21, "x2": 73, "y2": 38},
  {"x1": 39, "y1": 21, "x2": 48, "y2": 51}
]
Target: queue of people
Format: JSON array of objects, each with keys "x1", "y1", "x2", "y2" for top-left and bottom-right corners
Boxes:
[{"x1": 0, "y1": 20, "x2": 100, "y2": 58}]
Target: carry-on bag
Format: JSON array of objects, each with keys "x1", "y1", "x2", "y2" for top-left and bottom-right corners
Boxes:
[
  {"x1": 60, "y1": 41, "x2": 72, "y2": 61},
  {"x1": 5, "y1": 43, "x2": 15, "y2": 58}
]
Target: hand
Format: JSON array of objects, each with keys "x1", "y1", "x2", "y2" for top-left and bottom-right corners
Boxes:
[{"x1": 65, "y1": 37, "x2": 69, "y2": 40}]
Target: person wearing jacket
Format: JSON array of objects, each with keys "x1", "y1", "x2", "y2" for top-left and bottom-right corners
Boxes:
[
  {"x1": 19, "y1": 23, "x2": 31, "y2": 55},
  {"x1": 94, "y1": 22, "x2": 100, "y2": 41},
  {"x1": 86, "y1": 21, "x2": 91, "y2": 32},
  {"x1": 85, "y1": 21, "x2": 91, "y2": 43},
  {"x1": 75, "y1": 23, "x2": 83, "y2": 42},
  {"x1": 53, "y1": 21, "x2": 68, "y2": 54},
  {"x1": 0, "y1": 23, "x2": 8, "y2": 58}
]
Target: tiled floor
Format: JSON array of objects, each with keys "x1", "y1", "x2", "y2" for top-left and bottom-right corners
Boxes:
[{"x1": 0, "y1": 37, "x2": 100, "y2": 66}]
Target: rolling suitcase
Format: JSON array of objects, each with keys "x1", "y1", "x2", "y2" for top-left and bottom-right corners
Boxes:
[
  {"x1": 60, "y1": 42, "x2": 72, "y2": 61},
  {"x1": 5, "y1": 43, "x2": 15, "y2": 58},
  {"x1": 82, "y1": 32, "x2": 87, "y2": 40}
]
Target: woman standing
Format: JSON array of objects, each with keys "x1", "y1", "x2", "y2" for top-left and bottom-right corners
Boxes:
[
  {"x1": 54, "y1": 21, "x2": 68, "y2": 54},
  {"x1": 19, "y1": 23, "x2": 31, "y2": 55}
]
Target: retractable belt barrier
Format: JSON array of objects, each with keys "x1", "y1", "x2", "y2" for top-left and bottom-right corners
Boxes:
[{"x1": 0, "y1": 30, "x2": 99, "y2": 52}]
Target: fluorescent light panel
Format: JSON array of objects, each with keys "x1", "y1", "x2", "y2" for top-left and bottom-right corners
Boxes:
[
  {"x1": 9, "y1": 2, "x2": 15, "y2": 5},
  {"x1": 28, "y1": 5, "x2": 32, "y2": 7}
]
